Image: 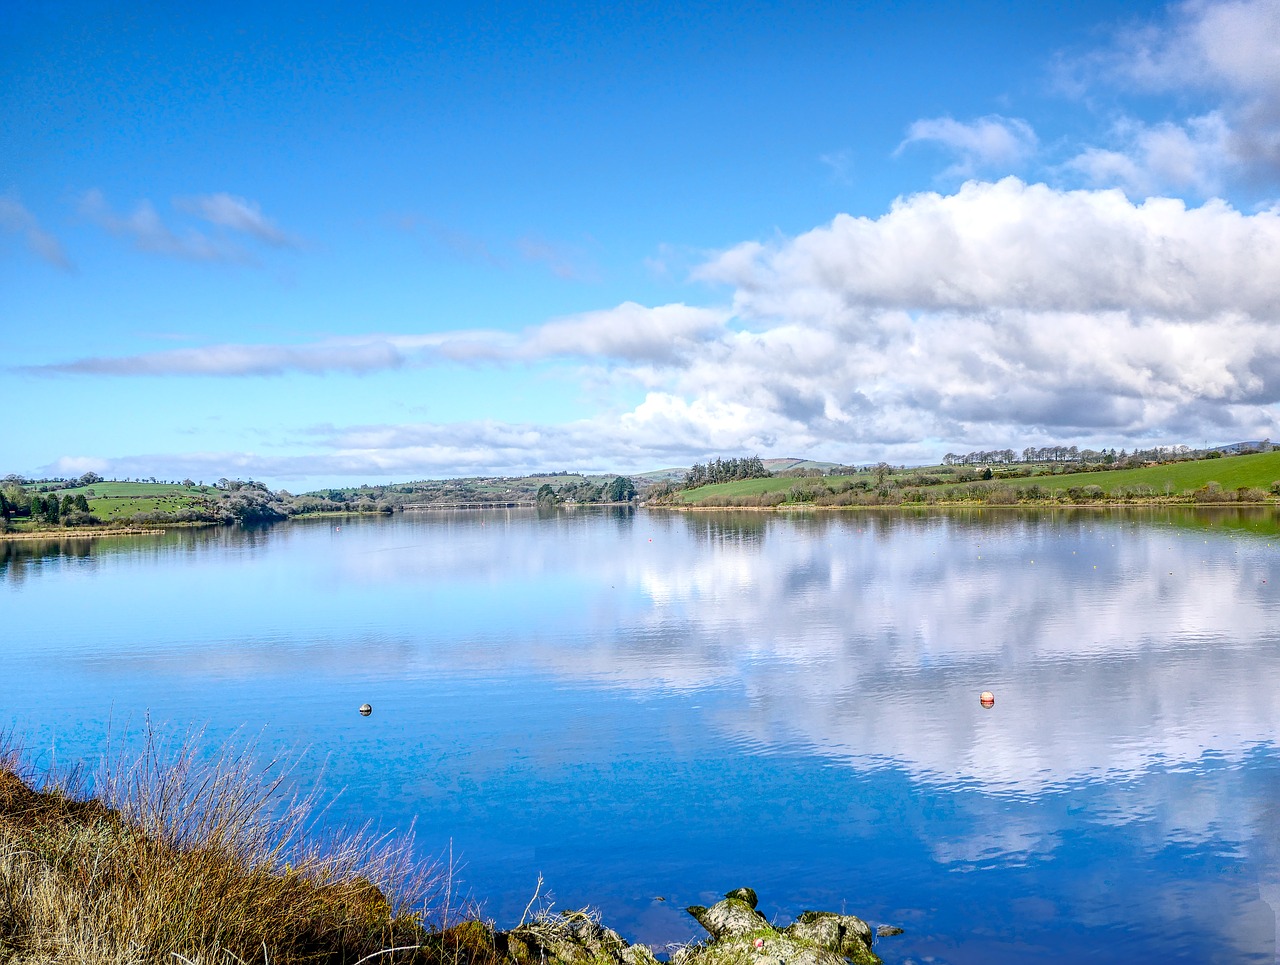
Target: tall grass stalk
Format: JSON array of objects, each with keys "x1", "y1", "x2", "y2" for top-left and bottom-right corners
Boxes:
[{"x1": 0, "y1": 726, "x2": 462, "y2": 964}]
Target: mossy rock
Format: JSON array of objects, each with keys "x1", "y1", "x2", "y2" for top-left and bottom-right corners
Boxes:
[
  {"x1": 687, "y1": 897, "x2": 771, "y2": 939},
  {"x1": 785, "y1": 911, "x2": 875, "y2": 962},
  {"x1": 693, "y1": 933, "x2": 850, "y2": 965}
]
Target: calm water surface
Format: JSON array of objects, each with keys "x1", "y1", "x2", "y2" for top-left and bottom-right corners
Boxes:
[{"x1": 4, "y1": 507, "x2": 1280, "y2": 963}]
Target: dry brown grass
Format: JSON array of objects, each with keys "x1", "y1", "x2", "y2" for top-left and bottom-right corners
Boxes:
[{"x1": 0, "y1": 730, "x2": 487, "y2": 965}]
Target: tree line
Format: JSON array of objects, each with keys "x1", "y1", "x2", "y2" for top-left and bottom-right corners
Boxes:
[
  {"x1": 537, "y1": 476, "x2": 637, "y2": 506},
  {"x1": 944, "y1": 444, "x2": 1208, "y2": 467},
  {"x1": 0, "y1": 490, "x2": 93, "y2": 526},
  {"x1": 682, "y1": 456, "x2": 770, "y2": 488}
]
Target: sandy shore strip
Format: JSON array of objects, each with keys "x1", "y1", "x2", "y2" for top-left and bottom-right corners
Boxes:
[{"x1": 0, "y1": 527, "x2": 165, "y2": 541}]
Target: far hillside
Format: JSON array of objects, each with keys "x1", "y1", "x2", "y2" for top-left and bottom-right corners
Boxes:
[
  {"x1": 296, "y1": 471, "x2": 639, "y2": 511},
  {"x1": 668, "y1": 449, "x2": 1280, "y2": 508}
]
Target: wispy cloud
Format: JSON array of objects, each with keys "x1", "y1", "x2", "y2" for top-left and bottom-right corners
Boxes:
[
  {"x1": 20, "y1": 302, "x2": 731, "y2": 377},
  {"x1": 175, "y1": 193, "x2": 299, "y2": 248},
  {"x1": 39, "y1": 414, "x2": 752, "y2": 484},
  {"x1": 412, "y1": 218, "x2": 505, "y2": 267},
  {"x1": 0, "y1": 196, "x2": 72, "y2": 270},
  {"x1": 26, "y1": 340, "x2": 409, "y2": 377},
  {"x1": 77, "y1": 189, "x2": 300, "y2": 263},
  {"x1": 818, "y1": 149, "x2": 854, "y2": 184},
  {"x1": 78, "y1": 189, "x2": 249, "y2": 263},
  {"x1": 896, "y1": 115, "x2": 1038, "y2": 178},
  {"x1": 516, "y1": 234, "x2": 596, "y2": 281}
]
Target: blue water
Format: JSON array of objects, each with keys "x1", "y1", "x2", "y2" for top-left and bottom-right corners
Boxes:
[{"x1": 4, "y1": 507, "x2": 1280, "y2": 963}]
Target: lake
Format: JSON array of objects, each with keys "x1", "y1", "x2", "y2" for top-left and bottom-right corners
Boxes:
[{"x1": 3, "y1": 507, "x2": 1279, "y2": 963}]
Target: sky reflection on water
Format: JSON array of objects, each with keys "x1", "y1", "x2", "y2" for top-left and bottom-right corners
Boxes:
[{"x1": 4, "y1": 508, "x2": 1280, "y2": 963}]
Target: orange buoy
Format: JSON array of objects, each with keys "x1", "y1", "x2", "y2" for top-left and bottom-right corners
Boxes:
[{"x1": 979, "y1": 691, "x2": 995, "y2": 708}]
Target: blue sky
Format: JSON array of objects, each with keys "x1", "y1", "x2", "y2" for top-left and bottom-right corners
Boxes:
[{"x1": 4, "y1": 0, "x2": 1279, "y2": 489}]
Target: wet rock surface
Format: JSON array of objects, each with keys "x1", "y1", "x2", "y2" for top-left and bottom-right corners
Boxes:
[{"x1": 491, "y1": 888, "x2": 882, "y2": 965}]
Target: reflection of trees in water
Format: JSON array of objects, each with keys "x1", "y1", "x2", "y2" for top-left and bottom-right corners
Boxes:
[
  {"x1": 0, "y1": 526, "x2": 242, "y2": 582},
  {"x1": 821, "y1": 505, "x2": 1280, "y2": 542},
  {"x1": 1155, "y1": 505, "x2": 1280, "y2": 539},
  {"x1": 534, "y1": 504, "x2": 637, "y2": 532},
  {"x1": 681, "y1": 511, "x2": 771, "y2": 545},
  {"x1": 0, "y1": 537, "x2": 95, "y2": 582}
]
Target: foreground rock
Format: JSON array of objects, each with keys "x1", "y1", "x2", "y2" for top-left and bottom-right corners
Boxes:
[
  {"x1": 489, "y1": 888, "x2": 882, "y2": 965},
  {"x1": 682, "y1": 891, "x2": 881, "y2": 965},
  {"x1": 496, "y1": 909, "x2": 659, "y2": 965}
]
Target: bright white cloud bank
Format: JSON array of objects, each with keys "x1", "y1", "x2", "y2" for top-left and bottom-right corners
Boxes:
[
  {"x1": 685, "y1": 177, "x2": 1280, "y2": 445},
  {"x1": 36, "y1": 178, "x2": 1280, "y2": 480}
]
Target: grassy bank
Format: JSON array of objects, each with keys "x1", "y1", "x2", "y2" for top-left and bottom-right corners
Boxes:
[
  {"x1": 671, "y1": 450, "x2": 1280, "y2": 508},
  {"x1": 0, "y1": 735, "x2": 482, "y2": 965}
]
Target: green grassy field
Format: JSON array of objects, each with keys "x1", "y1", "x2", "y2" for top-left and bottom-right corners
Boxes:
[
  {"x1": 1024, "y1": 450, "x2": 1280, "y2": 494},
  {"x1": 676, "y1": 450, "x2": 1280, "y2": 505},
  {"x1": 49, "y1": 482, "x2": 219, "y2": 520},
  {"x1": 678, "y1": 476, "x2": 809, "y2": 503}
]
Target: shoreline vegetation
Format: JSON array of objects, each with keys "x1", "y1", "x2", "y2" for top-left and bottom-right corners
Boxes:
[
  {"x1": 0, "y1": 737, "x2": 886, "y2": 965},
  {"x1": 0, "y1": 473, "x2": 642, "y2": 538},
  {"x1": 651, "y1": 447, "x2": 1280, "y2": 510},
  {"x1": 1, "y1": 446, "x2": 1277, "y2": 540}
]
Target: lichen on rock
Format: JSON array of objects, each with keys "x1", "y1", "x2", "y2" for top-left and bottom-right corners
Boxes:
[
  {"x1": 682, "y1": 889, "x2": 881, "y2": 965},
  {"x1": 494, "y1": 887, "x2": 880, "y2": 965},
  {"x1": 686, "y1": 893, "x2": 772, "y2": 940}
]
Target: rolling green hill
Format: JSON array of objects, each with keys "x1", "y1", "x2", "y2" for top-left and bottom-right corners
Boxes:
[
  {"x1": 55, "y1": 481, "x2": 222, "y2": 520},
  {"x1": 674, "y1": 450, "x2": 1280, "y2": 506},
  {"x1": 1029, "y1": 450, "x2": 1280, "y2": 494}
]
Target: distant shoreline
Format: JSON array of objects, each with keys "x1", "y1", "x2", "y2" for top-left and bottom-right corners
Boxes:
[
  {"x1": 0, "y1": 526, "x2": 166, "y2": 541},
  {"x1": 658, "y1": 499, "x2": 1280, "y2": 513}
]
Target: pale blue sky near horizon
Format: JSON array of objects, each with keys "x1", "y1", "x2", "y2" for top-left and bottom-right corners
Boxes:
[{"x1": 4, "y1": 0, "x2": 1279, "y2": 490}]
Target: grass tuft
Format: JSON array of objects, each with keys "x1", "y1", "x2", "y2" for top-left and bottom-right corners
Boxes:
[{"x1": 0, "y1": 729, "x2": 482, "y2": 965}]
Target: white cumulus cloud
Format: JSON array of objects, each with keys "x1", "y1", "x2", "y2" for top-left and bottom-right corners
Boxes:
[
  {"x1": 29, "y1": 179, "x2": 1280, "y2": 474},
  {"x1": 897, "y1": 115, "x2": 1039, "y2": 178}
]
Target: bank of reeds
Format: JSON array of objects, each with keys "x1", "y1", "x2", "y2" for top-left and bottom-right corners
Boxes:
[{"x1": 0, "y1": 731, "x2": 497, "y2": 965}]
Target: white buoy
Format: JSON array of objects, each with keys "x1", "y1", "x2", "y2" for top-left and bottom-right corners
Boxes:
[{"x1": 359, "y1": 703, "x2": 372, "y2": 717}]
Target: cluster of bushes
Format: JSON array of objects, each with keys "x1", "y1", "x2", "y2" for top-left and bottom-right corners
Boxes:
[
  {"x1": 1, "y1": 488, "x2": 99, "y2": 530},
  {"x1": 1191, "y1": 483, "x2": 1270, "y2": 503}
]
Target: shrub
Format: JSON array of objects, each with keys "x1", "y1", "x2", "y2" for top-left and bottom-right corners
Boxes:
[
  {"x1": 1066, "y1": 485, "x2": 1105, "y2": 503},
  {"x1": 1192, "y1": 482, "x2": 1235, "y2": 503}
]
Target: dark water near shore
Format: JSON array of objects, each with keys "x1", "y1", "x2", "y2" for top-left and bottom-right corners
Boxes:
[{"x1": 4, "y1": 507, "x2": 1280, "y2": 963}]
